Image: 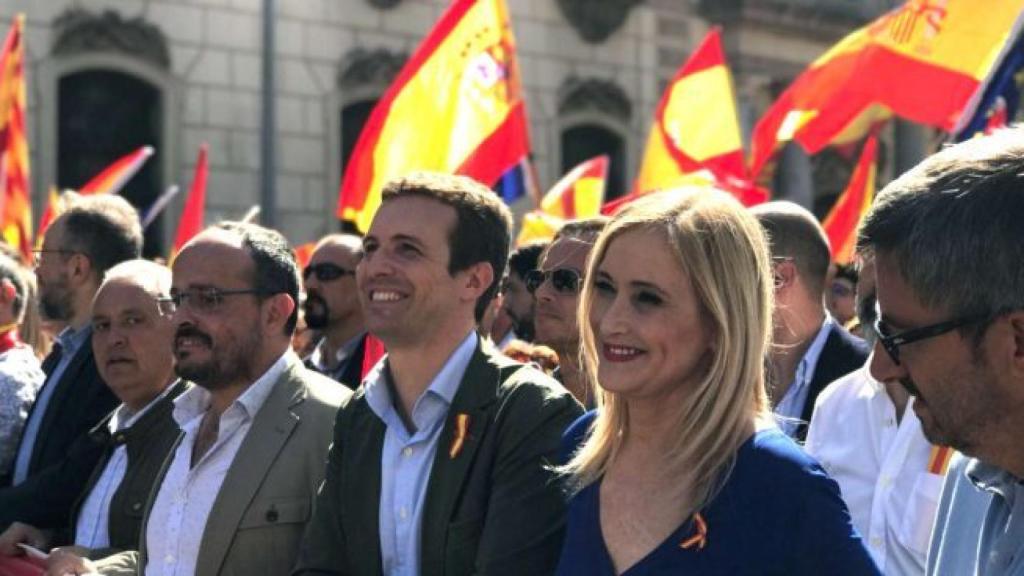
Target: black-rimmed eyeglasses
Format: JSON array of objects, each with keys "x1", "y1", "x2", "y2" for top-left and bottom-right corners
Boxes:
[
  {"x1": 524, "y1": 268, "x2": 582, "y2": 295},
  {"x1": 873, "y1": 313, "x2": 988, "y2": 365},
  {"x1": 303, "y1": 263, "x2": 355, "y2": 282},
  {"x1": 157, "y1": 288, "x2": 269, "y2": 315}
]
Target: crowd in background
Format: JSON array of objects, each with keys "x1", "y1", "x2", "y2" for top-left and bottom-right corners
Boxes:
[{"x1": 0, "y1": 127, "x2": 1021, "y2": 575}]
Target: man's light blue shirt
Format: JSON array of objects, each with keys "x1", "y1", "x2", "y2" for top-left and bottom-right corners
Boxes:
[
  {"x1": 11, "y1": 325, "x2": 91, "y2": 484},
  {"x1": 928, "y1": 454, "x2": 1024, "y2": 576},
  {"x1": 364, "y1": 330, "x2": 478, "y2": 576},
  {"x1": 775, "y1": 316, "x2": 834, "y2": 437}
]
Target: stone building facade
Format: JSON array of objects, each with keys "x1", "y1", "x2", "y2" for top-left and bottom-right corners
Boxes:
[{"x1": 1, "y1": 0, "x2": 899, "y2": 253}]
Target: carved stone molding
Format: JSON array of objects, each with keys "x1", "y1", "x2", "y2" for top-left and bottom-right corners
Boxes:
[
  {"x1": 367, "y1": 0, "x2": 404, "y2": 9},
  {"x1": 52, "y1": 8, "x2": 170, "y2": 70},
  {"x1": 337, "y1": 48, "x2": 408, "y2": 92},
  {"x1": 558, "y1": 77, "x2": 632, "y2": 122},
  {"x1": 556, "y1": 0, "x2": 643, "y2": 44}
]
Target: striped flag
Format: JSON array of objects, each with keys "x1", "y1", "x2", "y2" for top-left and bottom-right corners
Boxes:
[
  {"x1": 635, "y1": 28, "x2": 750, "y2": 200},
  {"x1": 540, "y1": 155, "x2": 608, "y2": 219},
  {"x1": 822, "y1": 134, "x2": 878, "y2": 264},
  {"x1": 337, "y1": 0, "x2": 530, "y2": 232},
  {"x1": 751, "y1": 0, "x2": 1024, "y2": 177},
  {"x1": 0, "y1": 15, "x2": 32, "y2": 262},
  {"x1": 79, "y1": 145, "x2": 154, "y2": 195},
  {"x1": 171, "y1": 145, "x2": 208, "y2": 259}
]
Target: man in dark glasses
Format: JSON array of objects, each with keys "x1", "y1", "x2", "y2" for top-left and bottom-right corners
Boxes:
[
  {"x1": 858, "y1": 129, "x2": 1024, "y2": 576},
  {"x1": 302, "y1": 234, "x2": 368, "y2": 389},
  {"x1": 751, "y1": 201, "x2": 868, "y2": 441},
  {"x1": 532, "y1": 217, "x2": 608, "y2": 407}
]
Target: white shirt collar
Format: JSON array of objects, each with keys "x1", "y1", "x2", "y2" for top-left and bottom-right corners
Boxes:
[{"x1": 172, "y1": 351, "x2": 293, "y2": 427}]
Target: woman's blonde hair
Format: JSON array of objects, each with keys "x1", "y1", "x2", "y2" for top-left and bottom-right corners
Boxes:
[{"x1": 563, "y1": 187, "x2": 774, "y2": 513}]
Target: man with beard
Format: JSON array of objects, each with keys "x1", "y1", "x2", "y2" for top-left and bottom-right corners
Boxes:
[
  {"x1": 302, "y1": 234, "x2": 368, "y2": 388},
  {"x1": 0, "y1": 195, "x2": 140, "y2": 530},
  {"x1": 294, "y1": 172, "x2": 581, "y2": 576},
  {"x1": 806, "y1": 253, "x2": 940, "y2": 576},
  {"x1": 857, "y1": 129, "x2": 1024, "y2": 576},
  {"x1": 85, "y1": 222, "x2": 349, "y2": 576},
  {"x1": 491, "y1": 242, "x2": 545, "y2": 346}
]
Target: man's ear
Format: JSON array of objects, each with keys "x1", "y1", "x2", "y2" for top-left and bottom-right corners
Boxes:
[
  {"x1": 461, "y1": 261, "x2": 495, "y2": 304},
  {"x1": 67, "y1": 252, "x2": 94, "y2": 287},
  {"x1": 773, "y1": 260, "x2": 796, "y2": 291},
  {"x1": 1006, "y1": 311, "x2": 1024, "y2": 377},
  {"x1": 264, "y1": 293, "x2": 296, "y2": 335}
]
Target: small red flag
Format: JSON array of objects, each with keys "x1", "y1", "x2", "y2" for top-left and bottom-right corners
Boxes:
[{"x1": 171, "y1": 144, "x2": 208, "y2": 259}]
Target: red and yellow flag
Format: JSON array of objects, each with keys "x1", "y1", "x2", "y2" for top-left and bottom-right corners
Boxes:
[
  {"x1": 750, "y1": 0, "x2": 1024, "y2": 177},
  {"x1": 0, "y1": 15, "x2": 31, "y2": 262},
  {"x1": 822, "y1": 134, "x2": 878, "y2": 264},
  {"x1": 540, "y1": 155, "x2": 608, "y2": 220},
  {"x1": 293, "y1": 242, "x2": 315, "y2": 271},
  {"x1": 80, "y1": 145, "x2": 154, "y2": 195},
  {"x1": 171, "y1": 144, "x2": 208, "y2": 259},
  {"x1": 635, "y1": 28, "x2": 748, "y2": 198},
  {"x1": 337, "y1": 0, "x2": 529, "y2": 232}
]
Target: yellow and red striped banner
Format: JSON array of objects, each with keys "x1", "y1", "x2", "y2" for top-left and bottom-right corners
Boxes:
[
  {"x1": 822, "y1": 134, "x2": 878, "y2": 264},
  {"x1": 337, "y1": 0, "x2": 529, "y2": 232},
  {"x1": 635, "y1": 27, "x2": 749, "y2": 201},
  {"x1": 750, "y1": 0, "x2": 1024, "y2": 177},
  {"x1": 0, "y1": 15, "x2": 32, "y2": 262}
]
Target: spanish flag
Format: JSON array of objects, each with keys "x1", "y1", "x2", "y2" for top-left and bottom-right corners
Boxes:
[
  {"x1": 634, "y1": 28, "x2": 747, "y2": 197},
  {"x1": 540, "y1": 155, "x2": 608, "y2": 220},
  {"x1": 338, "y1": 0, "x2": 529, "y2": 232},
  {"x1": 171, "y1": 144, "x2": 208, "y2": 259},
  {"x1": 750, "y1": 0, "x2": 1024, "y2": 177},
  {"x1": 822, "y1": 134, "x2": 878, "y2": 264},
  {"x1": 79, "y1": 145, "x2": 154, "y2": 195},
  {"x1": 293, "y1": 242, "x2": 315, "y2": 271},
  {"x1": 0, "y1": 15, "x2": 32, "y2": 262}
]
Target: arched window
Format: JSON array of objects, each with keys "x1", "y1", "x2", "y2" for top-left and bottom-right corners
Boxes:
[
  {"x1": 561, "y1": 124, "x2": 626, "y2": 200},
  {"x1": 557, "y1": 77, "x2": 632, "y2": 202},
  {"x1": 340, "y1": 99, "x2": 377, "y2": 175},
  {"x1": 58, "y1": 69, "x2": 163, "y2": 252}
]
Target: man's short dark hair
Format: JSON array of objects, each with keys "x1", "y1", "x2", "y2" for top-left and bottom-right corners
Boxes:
[
  {"x1": 215, "y1": 221, "x2": 301, "y2": 335},
  {"x1": 381, "y1": 171, "x2": 513, "y2": 323},
  {"x1": 751, "y1": 201, "x2": 831, "y2": 297},
  {"x1": 834, "y1": 263, "x2": 858, "y2": 285},
  {"x1": 60, "y1": 194, "x2": 142, "y2": 276},
  {"x1": 858, "y1": 127, "x2": 1024, "y2": 327},
  {"x1": 508, "y1": 242, "x2": 546, "y2": 281},
  {"x1": 0, "y1": 253, "x2": 28, "y2": 321}
]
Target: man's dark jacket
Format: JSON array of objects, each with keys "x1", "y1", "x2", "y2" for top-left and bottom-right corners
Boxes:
[
  {"x1": 0, "y1": 335, "x2": 118, "y2": 528},
  {"x1": 294, "y1": 340, "x2": 583, "y2": 576},
  {"x1": 795, "y1": 323, "x2": 870, "y2": 441}
]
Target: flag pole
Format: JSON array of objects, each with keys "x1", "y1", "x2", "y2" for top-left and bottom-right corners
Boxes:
[{"x1": 260, "y1": 0, "x2": 277, "y2": 227}]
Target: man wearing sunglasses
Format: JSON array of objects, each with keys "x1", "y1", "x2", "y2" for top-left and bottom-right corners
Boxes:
[
  {"x1": 751, "y1": 202, "x2": 869, "y2": 441},
  {"x1": 531, "y1": 218, "x2": 608, "y2": 407},
  {"x1": 858, "y1": 129, "x2": 1024, "y2": 576},
  {"x1": 302, "y1": 234, "x2": 368, "y2": 389}
]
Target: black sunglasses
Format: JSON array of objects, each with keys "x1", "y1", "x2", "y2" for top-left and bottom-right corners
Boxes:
[
  {"x1": 873, "y1": 313, "x2": 988, "y2": 365},
  {"x1": 303, "y1": 263, "x2": 355, "y2": 282},
  {"x1": 525, "y1": 268, "x2": 582, "y2": 295}
]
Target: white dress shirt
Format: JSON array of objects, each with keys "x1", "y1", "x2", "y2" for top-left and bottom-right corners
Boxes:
[
  {"x1": 74, "y1": 385, "x2": 176, "y2": 548},
  {"x1": 144, "y1": 353, "x2": 289, "y2": 576},
  {"x1": 805, "y1": 362, "x2": 946, "y2": 576}
]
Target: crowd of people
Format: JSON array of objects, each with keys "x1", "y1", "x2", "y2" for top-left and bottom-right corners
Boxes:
[{"x1": 0, "y1": 127, "x2": 1021, "y2": 575}]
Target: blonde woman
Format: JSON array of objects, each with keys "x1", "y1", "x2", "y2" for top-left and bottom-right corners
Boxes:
[{"x1": 556, "y1": 189, "x2": 877, "y2": 575}]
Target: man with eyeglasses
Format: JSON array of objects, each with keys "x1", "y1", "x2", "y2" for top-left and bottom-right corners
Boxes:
[
  {"x1": 302, "y1": 234, "x2": 368, "y2": 389},
  {"x1": 751, "y1": 201, "x2": 869, "y2": 441},
  {"x1": 806, "y1": 253, "x2": 939, "y2": 576},
  {"x1": 857, "y1": 129, "x2": 1024, "y2": 576},
  {"x1": 530, "y1": 217, "x2": 608, "y2": 407},
  {"x1": 294, "y1": 171, "x2": 581, "y2": 576},
  {"x1": 86, "y1": 222, "x2": 349, "y2": 576},
  {"x1": 0, "y1": 195, "x2": 139, "y2": 531}
]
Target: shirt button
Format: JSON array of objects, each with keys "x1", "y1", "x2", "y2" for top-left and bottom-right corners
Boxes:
[
  {"x1": 881, "y1": 476, "x2": 893, "y2": 488},
  {"x1": 400, "y1": 507, "x2": 408, "y2": 520},
  {"x1": 165, "y1": 554, "x2": 174, "y2": 564},
  {"x1": 871, "y1": 537, "x2": 882, "y2": 549},
  {"x1": 402, "y1": 447, "x2": 413, "y2": 457},
  {"x1": 131, "y1": 502, "x2": 142, "y2": 511}
]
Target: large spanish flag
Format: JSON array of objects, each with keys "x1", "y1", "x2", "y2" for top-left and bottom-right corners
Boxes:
[
  {"x1": 171, "y1": 144, "x2": 208, "y2": 259},
  {"x1": 634, "y1": 28, "x2": 747, "y2": 196},
  {"x1": 750, "y1": 0, "x2": 1024, "y2": 177},
  {"x1": 822, "y1": 134, "x2": 878, "y2": 264},
  {"x1": 79, "y1": 145, "x2": 154, "y2": 195},
  {"x1": 540, "y1": 155, "x2": 608, "y2": 219},
  {"x1": 338, "y1": 0, "x2": 529, "y2": 232},
  {"x1": 0, "y1": 15, "x2": 31, "y2": 262}
]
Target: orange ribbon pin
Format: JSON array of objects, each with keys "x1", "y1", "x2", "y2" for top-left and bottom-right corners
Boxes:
[
  {"x1": 448, "y1": 413, "x2": 471, "y2": 459},
  {"x1": 679, "y1": 512, "x2": 708, "y2": 551}
]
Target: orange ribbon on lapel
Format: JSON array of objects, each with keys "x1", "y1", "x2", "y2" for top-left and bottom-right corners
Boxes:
[
  {"x1": 448, "y1": 413, "x2": 471, "y2": 459},
  {"x1": 679, "y1": 512, "x2": 707, "y2": 551}
]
